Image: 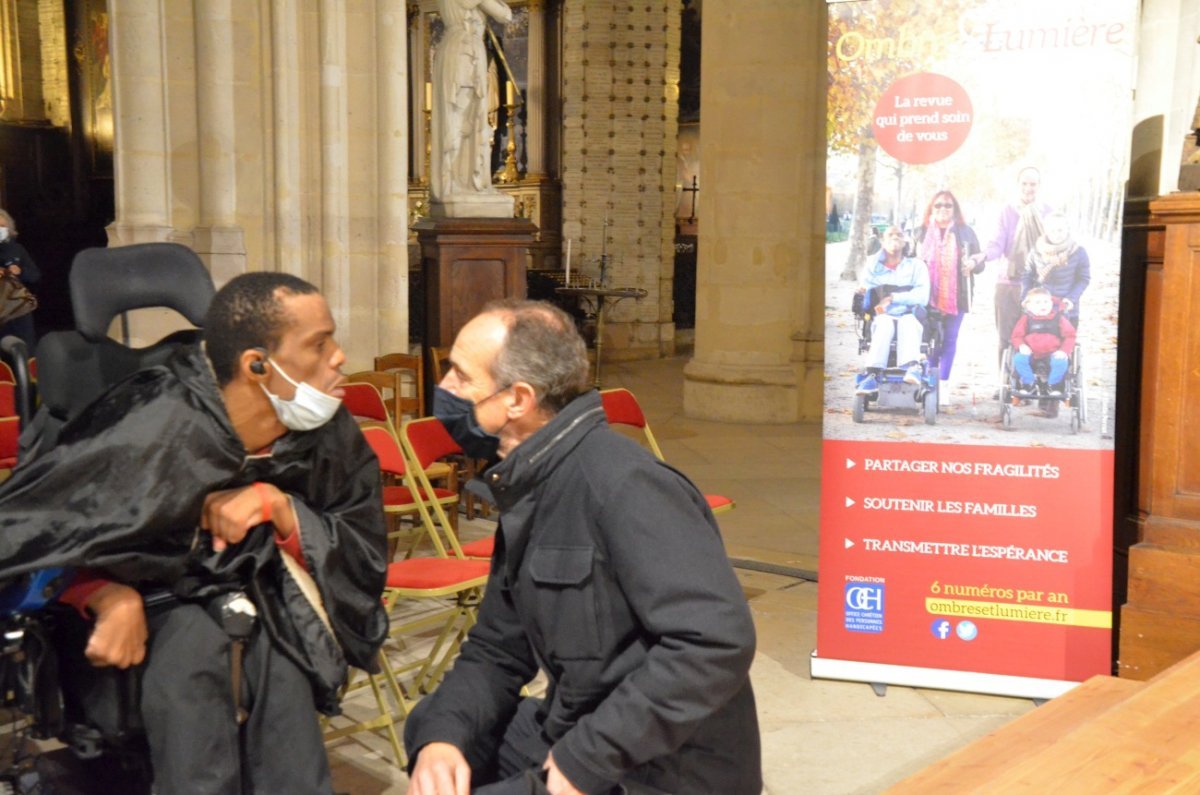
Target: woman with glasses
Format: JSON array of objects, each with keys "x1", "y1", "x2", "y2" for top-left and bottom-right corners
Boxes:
[{"x1": 912, "y1": 190, "x2": 984, "y2": 403}]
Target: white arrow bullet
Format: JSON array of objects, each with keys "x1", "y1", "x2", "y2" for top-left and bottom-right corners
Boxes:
[
  {"x1": 845, "y1": 538, "x2": 855, "y2": 549},
  {"x1": 845, "y1": 497, "x2": 855, "y2": 508},
  {"x1": 846, "y1": 458, "x2": 856, "y2": 469}
]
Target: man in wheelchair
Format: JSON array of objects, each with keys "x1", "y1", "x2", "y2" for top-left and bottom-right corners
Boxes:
[
  {"x1": 854, "y1": 225, "x2": 932, "y2": 396},
  {"x1": 0, "y1": 271, "x2": 388, "y2": 793},
  {"x1": 1007, "y1": 286, "x2": 1076, "y2": 418}
]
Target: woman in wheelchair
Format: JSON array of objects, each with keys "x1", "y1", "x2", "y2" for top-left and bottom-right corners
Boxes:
[
  {"x1": 855, "y1": 225, "x2": 931, "y2": 395},
  {"x1": 1008, "y1": 287, "x2": 1075, "y2": 409}
]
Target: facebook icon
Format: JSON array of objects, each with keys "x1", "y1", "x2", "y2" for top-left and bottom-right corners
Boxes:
[{"x1": 930, "y1": 619, "x2": 952, "y2": 640}]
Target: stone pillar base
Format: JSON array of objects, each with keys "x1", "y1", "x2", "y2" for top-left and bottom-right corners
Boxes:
[
  {"x1": 429, "y1": 193, "x2": 515, "y2": 219},
  {"x1": 682, "y1": 359, "x2": 800, "y2": 423}
]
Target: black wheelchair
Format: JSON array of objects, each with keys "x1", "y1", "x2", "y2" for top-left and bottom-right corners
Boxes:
[
  {"x1": 999, "y1": 341, "x2": 1087, "y2": 434},
  {"x1": 851, "y1": 286, "x2": 944, "y2": 426},
  {"x1": 0, "y1": 243, "x2": 213, "y2": 793}
]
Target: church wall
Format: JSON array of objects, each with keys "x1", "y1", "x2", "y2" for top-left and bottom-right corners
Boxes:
[
  {"x1": 104, "y1": 0, "x2": 409, "y2": 372},
  {"x1": 559, "y1": 0, "x2": 681, "y2": 360}
]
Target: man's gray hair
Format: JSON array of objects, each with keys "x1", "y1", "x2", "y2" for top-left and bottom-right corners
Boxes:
[{"x1": 483, "y1": 298, "x2": 591, "y2": 413}]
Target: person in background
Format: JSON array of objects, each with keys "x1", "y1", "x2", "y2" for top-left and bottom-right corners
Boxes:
[
  {"x1": 979, "y1": 166, "x2": 1053, "y2": 373},
  {"x1": 1022, "y1": 212, "x2": 1090, "y2": 328},
  {"x1": 0, "y1": 208, "x2": 40, "y2": 350},
  {"x1": 912, "y1": 190, "x2": 984, "y2": 404}
]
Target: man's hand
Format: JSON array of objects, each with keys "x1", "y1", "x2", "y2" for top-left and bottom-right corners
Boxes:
[
  {"x1": 5, "y1": 264, "x2": 20, "y2": 277},
  {"x1": 1060, "y1": 298, "x2": 1074, "y2": 313},
  {"x1": 543, "y1": 751, "x2": 585, "y2": 795},
  {"x1": 201, "y1": 483, "x2": 294, "y2": 552},
  {"x1": 1019, "y1": 344, "x2": 1032, "y2": 355},
  {"x1": 84, "y1": 583, "x2": 147, "y2": 668},
  {"x1": 408, "y1": 742, "x2": 471, "y2": 795}
]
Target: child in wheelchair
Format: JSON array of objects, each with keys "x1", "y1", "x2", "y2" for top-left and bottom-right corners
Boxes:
[{"x1": 1005, "y1": 286, "x2": 1077, "y2": 420}]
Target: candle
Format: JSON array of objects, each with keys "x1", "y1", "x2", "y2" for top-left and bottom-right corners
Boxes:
[
  {"x1": 565, "y1": 239, "x2": 572, "y2": 284},
  {"x1": 506, "y1": 80, "x2": 515, "y2": 106},
  {"x1": 424, "y1": 82, "x2": 432, "y2": 112}
]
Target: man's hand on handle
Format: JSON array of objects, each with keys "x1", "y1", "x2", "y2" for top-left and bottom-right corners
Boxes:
[{"x1": 84, "y1": 583, "x2": 147, "y2": 669}]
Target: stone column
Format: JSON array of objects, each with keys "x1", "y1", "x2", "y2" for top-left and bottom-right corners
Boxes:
[
  {"x1": 524, "y1": 0, "x2": 546, "y2": 176},
  {"x1": 193, "y1": 0, "x2": 246, "y2": 284},
  {"x1": 272, "y1": 0, "x2": 307, "y2": 281},
  {"x1": 107, "y1": 0, "x2": 173, "y2": 244},
  {"x1": 319, "y1": 0, "x2": 351, "y2": 331},
  {"x1": 378, "y1": 0, "x2": 411, "y2": 356},
  {"x1": 682, "y1": 0, "x2": 825, "y2": 423}
]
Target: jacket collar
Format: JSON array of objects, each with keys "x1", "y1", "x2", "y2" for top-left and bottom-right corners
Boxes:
[{"x1": 484, "y1": 389, "x2": 606, "y2": 512}]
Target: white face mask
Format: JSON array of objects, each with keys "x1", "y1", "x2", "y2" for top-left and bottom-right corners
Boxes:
[
  {"x1": 260, "y1": 357, "x2": 342, "y2": 431},
  {"x1": 0, "y1": 228, "x2": 11, "y2": 242}
]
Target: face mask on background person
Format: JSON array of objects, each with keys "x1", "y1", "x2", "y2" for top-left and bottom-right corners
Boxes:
[
  {"x1": 260, "y1": 358, "x2": 342, "y2": 431},
  {"x1": 0, "y1": 228, "x2": 12, "y2": 242},
  {"x1": 432, "y1": 385, "x2": 509, "y2": 461}
]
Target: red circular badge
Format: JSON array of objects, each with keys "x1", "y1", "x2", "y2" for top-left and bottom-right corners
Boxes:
[{"x1": 871, "y1": 72, "x2": 973, "y2": 165}]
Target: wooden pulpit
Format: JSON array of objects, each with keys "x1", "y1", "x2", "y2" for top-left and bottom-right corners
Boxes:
[
  {"x1": 1119, "y1": 191, "x2": 1200, "y2": 679},
  {"x1": 414, "y1": 216, "x2": 536, "y2": 349}
]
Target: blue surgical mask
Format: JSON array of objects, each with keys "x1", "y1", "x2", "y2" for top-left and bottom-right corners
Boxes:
[
  {"x1": 432, "y1": 385, "x2": 508, "y2": 461},
  {"x1": 260, "y1": 358, "x2": 342, "y2": 431}
]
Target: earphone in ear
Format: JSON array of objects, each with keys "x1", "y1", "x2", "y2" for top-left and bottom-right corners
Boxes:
[{"x1": 249, "y1": 347, "x2": 268, "y2": 375}]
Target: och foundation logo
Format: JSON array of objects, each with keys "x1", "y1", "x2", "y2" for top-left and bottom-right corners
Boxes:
[{"x1": 844, "y1": 580, "x2": 885, "y2": 634}]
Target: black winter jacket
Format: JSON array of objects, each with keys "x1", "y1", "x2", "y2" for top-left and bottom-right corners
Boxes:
[{"x1": 406, "y1": 390, "x2": 761, "y2": 794}]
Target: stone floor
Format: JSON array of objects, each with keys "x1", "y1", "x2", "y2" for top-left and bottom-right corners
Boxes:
[{"x1": 327, "y1": 356, "x2": 1036, "y2": 794}]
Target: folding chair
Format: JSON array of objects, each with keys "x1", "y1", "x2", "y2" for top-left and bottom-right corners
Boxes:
[
  {"x1": 400, "y1": 417, "x2": 495, "y2": 559},
  {"x1": 345, "y1": 380, "x2": 456, "y2": 503},
  {"x1": 0, "y1": 360, "x2": 12, "y2": 381},
  {"x1": 373, "y1": 351, "x2": 424, "y2": 420},
  {"x1": 361, "y1": 425, "x2": 459, "y2": 559},
  {"x1": 0, "y1": 381, "x2": 13, "y2": 418},
  {"x1": 321, "y1": 648, "x2": 409, "y2": 767},
  {"x1": 599, "y1": 388, "x2": 735, "y2": 514}
]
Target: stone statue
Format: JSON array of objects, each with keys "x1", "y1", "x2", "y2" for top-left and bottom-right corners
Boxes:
[{"x1": 431, "y1": 0, "x2": 515, "y2": 218}]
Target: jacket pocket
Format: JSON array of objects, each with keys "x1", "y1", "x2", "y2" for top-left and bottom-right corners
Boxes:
[{"x1": 528, "y1": 546, "x2": 601, "y2": 660}]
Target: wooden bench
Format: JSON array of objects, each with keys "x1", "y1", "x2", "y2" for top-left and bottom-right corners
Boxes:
[{"x1": 890, "y1": 650, "x2": 1200, "y2": 792}]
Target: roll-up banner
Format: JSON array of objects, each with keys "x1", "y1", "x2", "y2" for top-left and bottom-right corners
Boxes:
[{"x1": 815, "y1": 0, "x2": 1137, "y2": 698}]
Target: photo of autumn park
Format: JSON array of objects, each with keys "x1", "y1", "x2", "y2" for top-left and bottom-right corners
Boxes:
[{"x1": 822, "y1": 0, "x2": 1137, "y2": 450}]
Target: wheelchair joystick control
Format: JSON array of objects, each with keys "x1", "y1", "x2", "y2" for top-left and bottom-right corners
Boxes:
[{"x1": 212, "y1": 592, "x2": 257, "y2": 725}]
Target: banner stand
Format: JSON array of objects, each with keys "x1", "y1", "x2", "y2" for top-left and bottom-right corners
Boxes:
[{"x1": 811, "y1": 653, "x2": 1078, "y2": 701}]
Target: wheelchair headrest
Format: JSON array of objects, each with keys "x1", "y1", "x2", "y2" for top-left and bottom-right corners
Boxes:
[
  {"x1": 36, "y1": 328, "x2": 202, "y2": 422},
  {"x1": 70, "y1": 243, "x2": 214, "y2": 341}
]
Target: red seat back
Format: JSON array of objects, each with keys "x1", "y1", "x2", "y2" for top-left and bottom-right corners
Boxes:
[
  {"x1": 342, "y1": 382, "x2": 390, "y2": 423},
  {"x1": 600, "y1": 388, "x2": 647, "y2": 429},
  {"x1": 403, "y1": 417, "x2": 464, "y2": 470},
  {"x1": 0, "y1": 382, "x2": 13, "y2": 418},
  {"x1": 0, "y1": 416, "x2": 18, "y2": 467},
  {"x1": 361, "y1": 426, "x2": 408, "y2": 477}
]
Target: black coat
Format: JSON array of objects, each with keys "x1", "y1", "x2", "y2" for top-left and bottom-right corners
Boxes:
[
  {"x1": 406, "y1": 390, "x2": 761, "y2": 794},
  {"x1": 0, "y1": 344, "x2": 388, "y2": 713}
]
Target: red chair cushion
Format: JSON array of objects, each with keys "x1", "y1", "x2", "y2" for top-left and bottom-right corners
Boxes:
[
  {"x1": 705, "y1": 494, "x2": 734, "y2": 511},
  {"x1": 386, "y1": 558, "x2": 489, "y2": 590},
  {"x1": 460, "y1": 536, "x2": 495, "y2": 558}
]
